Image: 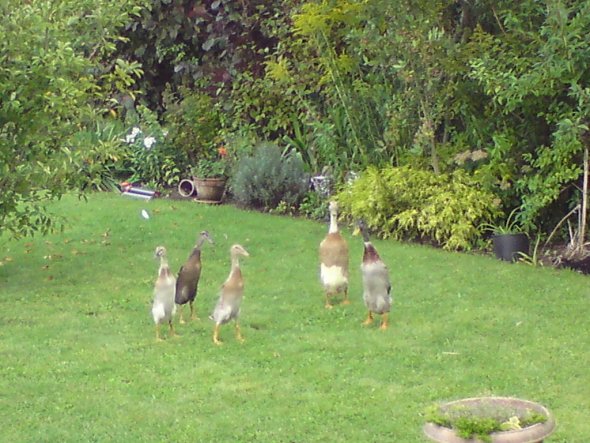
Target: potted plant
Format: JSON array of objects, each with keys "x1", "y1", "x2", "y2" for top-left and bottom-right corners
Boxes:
[
  {"x1": 423, "y1": 396, "x2": 555, "y2": 443},
  {"x1": 191, "y1": 145, "x2": 230, "y2": 203},
  {"x1": 481, "y1": 208, "x2": 530, "y2": 262}
]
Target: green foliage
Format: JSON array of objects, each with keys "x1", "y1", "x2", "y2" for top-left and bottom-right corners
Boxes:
[
  {"x1": 298, "y1": 191, "x2": 330, "y2": 221},
  {"x1": 123, "y1": 106, "x2": 181, "y2": 187},
  {"x1": 425, "y1": 403, "x2": 548, "y2": 442},
  {"x1": 228, "y1": 69, "x2": 307, "y2": 141},
  {"x1": 291, "y1": 0, "x2": 390, "y2": 169},
  {"x1": 116, "y1": 0, "x2": 289, "y2": 108},
  {"x1": 517, "y1": 233, "x2": 544, "y2": 267},
  {"x1": 337, "y1": 166, "x2": 501, "y2": 250},
  {"x1": 468, "y1": 1, "x2": 590, "y2": 227},
  {"x1": 191, "y1": 147, "x2": 230, "y2": 179},
  {"x1": 371, "y1": 2, "x2": 463, "y2": 173},
  {"x1": 70, "y1": 118, "x2": 128, "y2": 191},
  {"x1": 0, "y1": 0, "x2": 145, "y2": 238},
  {"x1": 231, "y1": 143, "x2": 309, "y2": 211},
  {"x1": 5, "y1": 0, "x2": 590, "y2": 247},
  {"x1": 280, "y1": 0, "x2": 590, "y2": 242},
  {"x1": 521, "y1": 410, "x2": 550, "y2": 427},
  {"x1": 480, "y1": 207, "x2": 526, "y2": 235},
  {"x1": 163, "y1": 86, "x2": 222, "y2": 173},
  {"x1": 102, "y1": 0, "x2": 590, "y2": 245},
  {"x1": 287, "y1": 0, "x2": 474, "y2": 176},
  {"x1": 454, "y1": 417, "x2": 498, "y2": 441},
  {"x1": 269, "y1": 200, "x2": 298, "y2": 216}
]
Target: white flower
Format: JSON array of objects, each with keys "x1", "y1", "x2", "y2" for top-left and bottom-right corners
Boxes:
[
  {"x1": 143, "y1": 136, "x2": 156, "y2": 149},
  {"x1": 125, "y1": 127, "x2": 142, "y2": 144}
]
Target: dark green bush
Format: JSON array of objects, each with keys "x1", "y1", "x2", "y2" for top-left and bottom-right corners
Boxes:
[
  {"x1": 298, "y1": 191, "x2": 330, "y2": 221},
  {"x1": 163, "y1": 86, "x2": 222, "y2": 174},
  {"x1": 231, "y1": 143, "x2": 309, "y2": 211},
  {"x1": 337, "y1": 166, "x2": 501, "y2": 250}
]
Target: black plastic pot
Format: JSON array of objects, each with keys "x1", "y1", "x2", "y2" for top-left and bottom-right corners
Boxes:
[{"x1": 492, "y1": 233, "x2": 529, "y2": 262}]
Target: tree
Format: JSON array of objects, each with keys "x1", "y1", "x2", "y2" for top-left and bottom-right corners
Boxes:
[
  {"x1": 468, "y1": 0, "x2": 590, "y2": 242},
  {"x1": 0, "y1": 0, "x2": 145, "y2": 238},
  {"x1": 116, "y1": 0, "x2": 288, "y2": 109}
]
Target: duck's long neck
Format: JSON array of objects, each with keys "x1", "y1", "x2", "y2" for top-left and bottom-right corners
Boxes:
[
  {"x1": 363, "y1": 241, "x2": 381, "y2": 263},
  {"x1": 228, "y1": 254, "x2": 242, "y2": 280},
  {"x1": 159, "y1": 256, "x2": 171, "y2": 277},
  {"x1": 231, "y1": 254, "x2": 241, "y2": 271},
  {"x1": 195, "y1": 236, "x2": 206, "y2": 250},
  {"x1": 329, "y1": 210, "x2": 339, "y2": 234}
]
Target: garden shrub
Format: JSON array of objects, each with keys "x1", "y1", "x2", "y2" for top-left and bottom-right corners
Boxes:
[
  {"x1": 0, "y1": 0, "x2": 144, "y2": 238},
  {"x1": 122, "y1": 106, "x2": 181, "y2": 187},
  {"x1": 298, "y1": 191, "x2": 330, "y2": 221},
  {"x1": 163, "y1": 86, "x2": 222, "y2": 174},
  {"x1": 337, "y1": 166, "x2": 501, "y2": 250},
  {"x1": 71, "y1": 118, "x2": 128, "y2": 191},
  {"x1": 231, "y1": 143, "x2": 309, "y2": 211}
]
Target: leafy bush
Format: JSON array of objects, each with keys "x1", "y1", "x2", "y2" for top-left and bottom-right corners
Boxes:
[
  {"x1": 163, "y1": 86, "x2": 222, "y2": 174},
  {"x1": 337, "y1": 166, "x2": 501, "y2": 250},
  {"x1": 231, "y1": 143, "x2": 309, "y2": 211},
  {"x1": 122, "y1": 106, "x2": 181, "y2": 187},
  {"x1": 298, "y1": 191, "x2": 330, "y2": 221},
  {"x1": 191, "y1": 147, "x2": 231, "y2": 179},
  {"x1": 70, "y1": 119, "x2": 128, "y2": 191},
  {"x1": 115, "y1": 0, "x2": 288, "y2": 109},
  {"x1": 0, "y1": 0, "x2": 144, "y2": 238}
]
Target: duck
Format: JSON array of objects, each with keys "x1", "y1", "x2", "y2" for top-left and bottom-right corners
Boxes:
[
  {"x1": 319, "y1": 200, "x2": 350, "y2": 308},
  {"x1": 353, "y1": 220, "x2": 392, "y2": 330},
  {"x1": 152, "y1": 246, "x2": 178, "y2": 341},
  {"x1": 175, "y1": 230, "x2": 214, "y2": 323},
  {"x1": 210, "y1": 244, "x2": 250, "y2": 345}
]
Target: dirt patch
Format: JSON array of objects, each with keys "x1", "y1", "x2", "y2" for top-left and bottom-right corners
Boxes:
[
  {"x1": 532, "y1": 242, "x2": 590, "y2": 274},
  {"x1": 164, "y1": 186, "x2": 191, "y2": 201},
  {"x1": 557, "y1": 255, "x2": 590, "y2": 274}
]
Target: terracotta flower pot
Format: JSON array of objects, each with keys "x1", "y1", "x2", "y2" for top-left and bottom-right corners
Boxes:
[
  {"x1": 193, "y1": 177, "x2": 226, "y2": 203},
  {"x1": 423, "y1": 397, "x2": 555, "y2": 443},
  {"x1": 177, "y1": 179, "x2": 196, "y2": 197}
]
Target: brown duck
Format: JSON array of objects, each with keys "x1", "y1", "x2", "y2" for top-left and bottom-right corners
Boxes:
[
  {"x1": 319, "y1": 201, "x2": 350, "y2": 308},
  {"x1": 175, "y1": 230, "x2": 213, "y2": 323},
  {"x1": 210, "y1": 244, "x2": 250, "y2": 345}
]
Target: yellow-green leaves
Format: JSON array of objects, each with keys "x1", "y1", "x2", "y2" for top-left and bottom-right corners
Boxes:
[{"x1": 337, "y1": 166, "x2": 501, "y2": 250}]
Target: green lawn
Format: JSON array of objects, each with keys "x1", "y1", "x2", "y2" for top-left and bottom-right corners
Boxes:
[{"x1": 1, "y1": 192, "x2": 589, "y2": 442}]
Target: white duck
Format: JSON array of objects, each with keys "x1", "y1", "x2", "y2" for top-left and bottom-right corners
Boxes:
[{"x1": 152, "y1": 246, "x2": 177, "y2": 341}]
